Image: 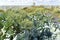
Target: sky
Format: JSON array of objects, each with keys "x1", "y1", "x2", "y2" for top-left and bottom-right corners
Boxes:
[{"x1": 0, "y1": 0, "x2": 60, "y2": 6}]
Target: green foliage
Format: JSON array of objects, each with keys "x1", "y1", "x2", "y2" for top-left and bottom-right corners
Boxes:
[{"x1": 0, "y1": 6, "x2": 60, "y2": 40}]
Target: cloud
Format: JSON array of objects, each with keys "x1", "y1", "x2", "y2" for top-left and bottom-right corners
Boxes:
[
  {"x1": 35, "y1": 0, "x2": 60, "y2": 5},
  {"x1": 0, "y1": 0, "x2": 60, "y2": 6},
  {"x1": 0, "y1": 0, "x2": 33, "y2": 5}
]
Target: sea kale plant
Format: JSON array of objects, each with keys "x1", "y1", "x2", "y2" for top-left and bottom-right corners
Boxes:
[
  {"x1": 13, "y1": 12, "x2": 59, "y2": 40},
  {"x1": 0, "y1": 9, "x2": 60, "y2": 40}
]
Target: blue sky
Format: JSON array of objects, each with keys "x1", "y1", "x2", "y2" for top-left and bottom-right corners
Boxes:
[{"x1": 0, "y1": 0, "x2": 60, "y2": 6}]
